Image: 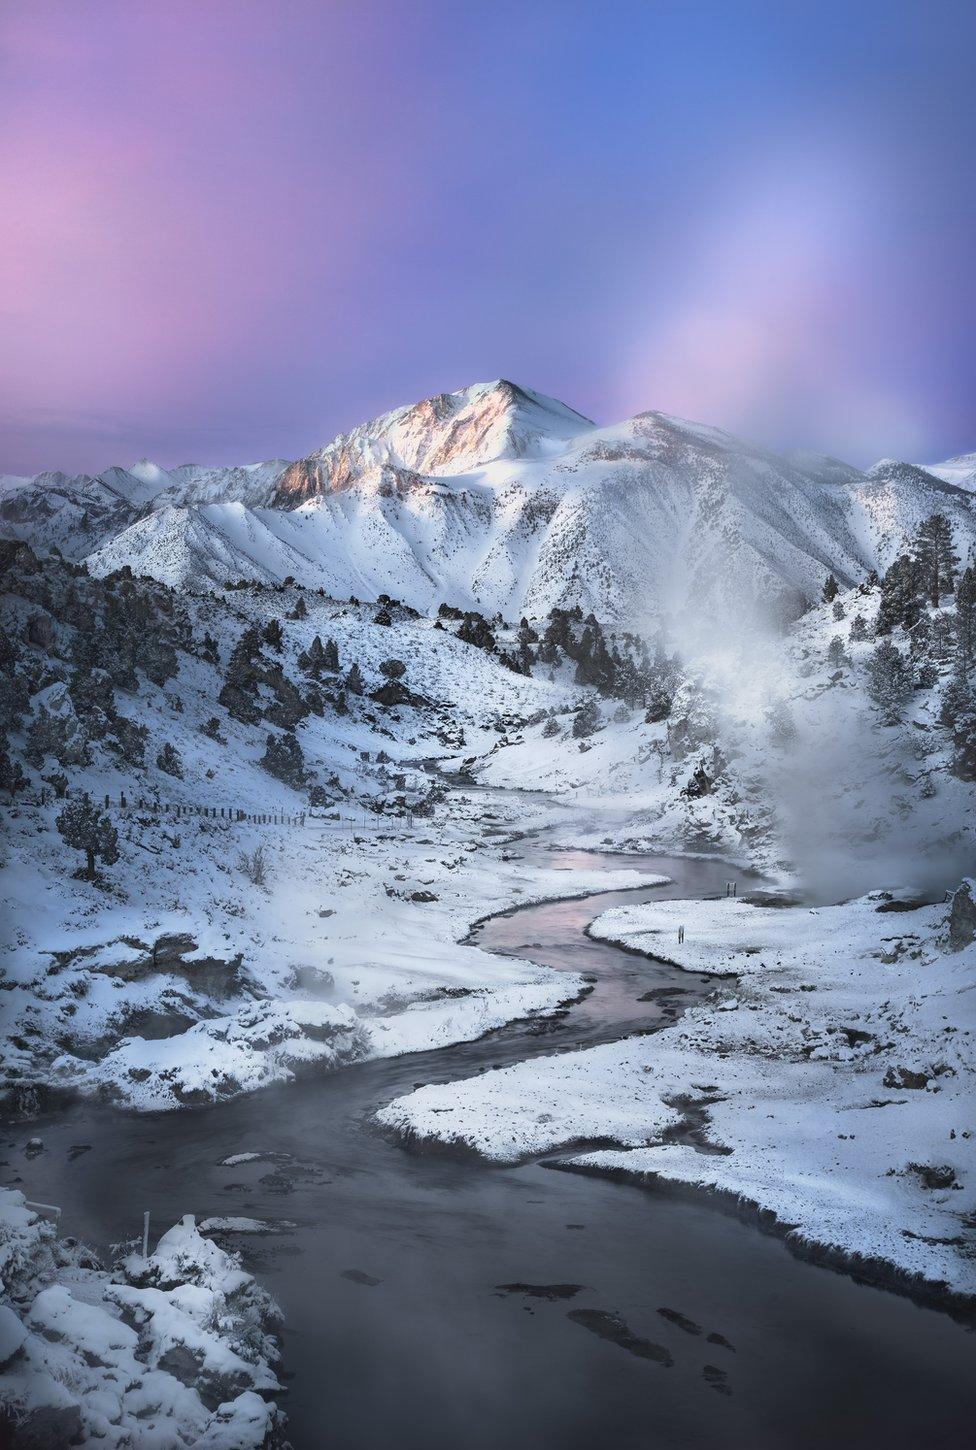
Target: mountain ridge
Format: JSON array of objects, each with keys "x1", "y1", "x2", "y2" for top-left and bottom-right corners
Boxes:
[{"x1": 3, "y1": 380, "x2": 974, "y2": 623}]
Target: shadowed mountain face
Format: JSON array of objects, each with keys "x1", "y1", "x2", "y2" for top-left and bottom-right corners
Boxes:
[{"x1": 3, "y1": 380, "x2": 974, "y2": 624}]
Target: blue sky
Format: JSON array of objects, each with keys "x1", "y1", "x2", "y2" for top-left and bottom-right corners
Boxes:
[{"x1": 1, "y1": 0, "x2": 974, "y2": 473}]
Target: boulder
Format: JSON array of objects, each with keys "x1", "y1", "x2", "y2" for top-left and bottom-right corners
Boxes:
[{"x1": 948, "y1": 879, "x2": 976, "y2": 951}]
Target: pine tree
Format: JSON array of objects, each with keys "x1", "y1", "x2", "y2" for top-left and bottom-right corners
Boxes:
[
  {"x1": 821, "y1": 574, "x2": 839, "y2": 604},
  {"x1": 850, "y1": 614, "x2": 869, "y2": 642},
  {"x1": 298, "y1": 635, "x2": 325, "y2": 676},
  {"x1": 826, "y1": 636, "x2": 846, "y2": 669},
  {"x1": 56, "y1": 793, "x2": 120, "y2": 879},
  {"x1": 955, "y1": 563, "x2": 976, "y2": 668},
  {"x1": 767, "y1": 699, "x2": 797, "y2": 750},
  {"x1": 0, "y1": 733, "x2": 27, "y2": 796},
  {"x1": 876, "y1": 554, "x2": 923, "y2": 634},
  {"x1": 866, "y1": 640, "x2": 912, "y2": 724},
  {"x1": 940, "y1": 661, "x2": 976, "y2": 779},
  {"x1": 345, "y1": 663, "x2": 364, "y2": 695},
  {"x1": 263, "y1": 619, "x2": 284, "y2": 651},
  {"x1": 156, "y1": 741, "x2": 183, "y2": 778},
  {"x1": 915, "y1": 513, "x2": 959, "y2": 608},
  {"x1": 261, "y1": 730, "x2": 306, "y2": 788},
  {"x1": 572, "y1": 698, "x2": 602, "y2": 738}
]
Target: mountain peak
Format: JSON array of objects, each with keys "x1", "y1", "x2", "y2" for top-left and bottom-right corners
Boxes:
[{"x1": 273, "y1": 379, "x2": 594, "y2": 505}]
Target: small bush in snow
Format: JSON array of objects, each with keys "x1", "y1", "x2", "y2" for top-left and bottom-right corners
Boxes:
[
  {"x1": 237, "y1": 844, "x2": 269, "y2": 887},
  {"x1": 261, "y1": 730, "x2": 306, "y2": 788},
  {"x1": 156, "y1": 742, "x2": 184, "y2": 778}
]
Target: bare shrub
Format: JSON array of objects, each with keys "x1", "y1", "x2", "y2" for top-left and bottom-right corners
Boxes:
[{"x1": 237, "y1": 843, "x2": 269, "y2": 887}]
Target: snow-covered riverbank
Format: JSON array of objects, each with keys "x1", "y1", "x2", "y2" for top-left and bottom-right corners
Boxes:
[
  {"x1": 3, "y1": 776, "x2": 672, "y2": 1112},
  {"x1": 380, "y1": 887, "x2": 976, "y2": 1304}
]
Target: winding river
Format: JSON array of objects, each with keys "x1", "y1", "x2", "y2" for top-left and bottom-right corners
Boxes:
[{"x1": 7, "y1": 847, "x2": 976, "y2": 1449}]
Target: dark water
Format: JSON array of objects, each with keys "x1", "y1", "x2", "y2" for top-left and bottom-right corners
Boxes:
[{"x1": 6, "y1": 850, "x2": 975, "y2": 1450}]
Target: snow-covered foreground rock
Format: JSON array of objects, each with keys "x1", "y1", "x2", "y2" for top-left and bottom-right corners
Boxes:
[
  {"x1": 380, "y1": 890, "x2": 976, "y2": 1303},
  {"x1": 0, "y1": 1191, "x2": 286, "y2": 1447}
]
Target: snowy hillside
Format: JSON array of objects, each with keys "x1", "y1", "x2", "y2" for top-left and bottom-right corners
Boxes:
[
  {"x1": 925, "y1": 451, "x2": 976, "y2": 492},
  {"x1": 847, "y1": 459, "x2": 976, "y2": 571},
  {"x1": 5, "y1": 381, "x2": 975, "y2": 626},
  {"x1": 82, "y1": 387, "x2": 885, "y2": 622},
  {"x1": 0, "y1": 458, "x2": 289, "y2": 563}
]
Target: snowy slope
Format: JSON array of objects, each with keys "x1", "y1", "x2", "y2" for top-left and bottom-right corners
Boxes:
[
  {"x1": 0, "y1": 470, "x2": 140, "y2": 559},
  {"x1": 0, "y1": 459, "x2": 290, "y2": 563},
  {"x1": 846, "y1": 459, "x2": 976, "y2": 570},
  {"x1": 7, "y1": 379, "x2": 975, "y2": 621},
  {"x1": 83, "y1": 386, "x2": 880, "y2": 621},
  {"x1": 273, "y1": 379, "x2": 592, "y2": 502},
  {"x1": 924, "y1": 450, "x2": 976, "y2": 492}
]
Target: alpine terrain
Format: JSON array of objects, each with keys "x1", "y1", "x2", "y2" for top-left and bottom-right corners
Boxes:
[{"x1": 2, "y1": 380, "x2": 976, "y2": 1448}]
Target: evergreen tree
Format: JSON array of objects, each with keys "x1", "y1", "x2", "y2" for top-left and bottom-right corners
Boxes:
[
  {"x1": 915, "y1": 513, "x2": 959, "y2": 608},
  {"x1": 821, "y1": 574, "x2": 839, "y2": 604},
  {"x1": 876, "y1": 554, "x2": 923, "y2": 634},
  {"x1": 261, "y1": 730, "x2": 306, "y2": 788},
  {"x1": 955, "y1": 563, "x2": 976, "y2": 668},
  {"x1": 0, "y1": 733, "x2": 27, "y2": 796},
  {"x1": 56, "y1": 793, "x2": 120, "y2": 879},
  {"x1": 457, "y1": 612, "x2": 496, "y2": 651},
  {"x1": 767, "y1": 699, "x2": 797, "y2": 750},
  {"x1": 219, "y1": 627, "x2": 265, "y2": 723},
  {"x1": 25, "y1": 705, "x2": 90, "y2": 768},
  {"x1": 263, "y1": 619, "x2": 284, "y2": 651},
  {"x1": 289, "y1": 595, "x2": 307, "y2": 620},
  {"x1": 940, "y1": 662, "x2": 976, "y2": 779},
  {"x1": 866, "y1": 640, "x2": 912, "y2": 723},
  {"x1": 826, "y1": 636, "x2": 846, "y2": 669},
  {"x1": 156, "y1": 741, "x2": 183, "y2": 778},
  {"x1": 345, "y1": 663, "x2": 364, "y2": 696},
  {"x1": 298, "y1": 635, "x2": 326, "y2": 676},
  {"x1": 572, "y1": 698, "x2": 602, "y2": 738},
  {"x1": 850, "y1": 614, "x2": 869, "y2": 641}
]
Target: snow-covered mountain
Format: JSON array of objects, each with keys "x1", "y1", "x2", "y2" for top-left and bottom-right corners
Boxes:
[
  {"x1": 4, "y1": 380, "x2": 975, "y2": 620},
  {"x1": 0, "y1": 458, "x2": 289, "y2": 561},
  {"x1": 847, "y1": 458, "x2": 976, "y2": 568},
  {"x1": 273, "y1": 379, "x2": 591, "y2": 503},
  {"x1": 925, "y1": 450, "x2": 976, "y2": 492}
]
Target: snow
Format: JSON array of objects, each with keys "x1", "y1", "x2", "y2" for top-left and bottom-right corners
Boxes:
[
  {"x1": 380, "y1": 891, "x2": 976, "y2": 1298},
  {"x1": 923, "y1": 451, "x2": 976, "y2": 492},
  {"x1": 3, "y1": 374, "x2": 976, "y2": 1372},
  {"x1": 77, "y1": 385, "x2": 891, "y2": 621},
  {"x1": 0, "y1": 1195, "x2": 286, "y2": 1446}
]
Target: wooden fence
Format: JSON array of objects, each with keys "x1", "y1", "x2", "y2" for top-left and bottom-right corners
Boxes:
[{"x1": 101, "y1": 794, "x2": 307, "y2": 827}]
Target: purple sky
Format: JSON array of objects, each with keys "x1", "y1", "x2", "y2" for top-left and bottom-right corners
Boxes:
[{"x1": 2, "y1": 0, "x2": 974, "y2": 476}]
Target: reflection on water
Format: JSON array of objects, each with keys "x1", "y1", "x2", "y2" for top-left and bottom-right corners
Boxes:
[{"x1": 5, "y1": 847, "x2": 975, "y2": 1450}]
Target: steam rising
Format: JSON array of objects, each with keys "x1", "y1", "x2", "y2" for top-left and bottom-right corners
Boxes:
[{"x1": 651, "y1": 581, "x2": 968, "y2": 905}]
